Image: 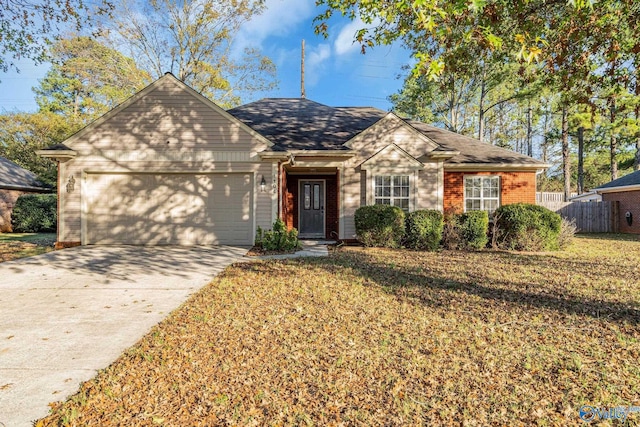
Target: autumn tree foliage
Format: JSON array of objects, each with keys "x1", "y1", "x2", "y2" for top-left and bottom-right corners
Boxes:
[
  {"x1": 0, "y1": 37, "x2": 150, "y2": 186},
  {"x1": 34, "y1": 36, "x2": 151, "y2": 125},
  {"x1": 106, "y1": 0, "x2": 277, "y2": 107},
  {"x1": 316, "y1": 0, "x2": 640, "y2": 193},
  {"x1": 0, "y1": 0, "x2": 113, "y2": 72}
]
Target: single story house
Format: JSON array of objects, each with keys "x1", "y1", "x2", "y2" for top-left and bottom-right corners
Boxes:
[
  {"x1": 39, "y1": 73, "x2": 548, "y2": 247},
  {"x1": 0, "y1": 156, "x2": 52, "y2": 232},
  {"x1": 594, "y1": 170, "x2": 640, "y2": 234}
]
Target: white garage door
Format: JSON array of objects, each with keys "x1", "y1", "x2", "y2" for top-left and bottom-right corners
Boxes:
[{"x1": 84, "y1": 173, "x2": 253, "y2": 245}]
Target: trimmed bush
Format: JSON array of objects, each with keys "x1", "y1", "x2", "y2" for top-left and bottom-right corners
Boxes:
[
  {"x1": 354, "y1": 205, "x2": 405, "y2": 248},
  {"x1": 404, "y1": 209, "x2": 443, "y2": 250},
  {"x1": 255, "y1": 218, "x2": 299, "y2": 252},
  {"x1": 494, "y1": 203, "x2": 561, "y2": 251},
  {"x1": 11, "y1": 193, "x2": 57, "y2": 233},
  {"x1": 458, "y1": 210, "x2": 489, "y2": 250}
]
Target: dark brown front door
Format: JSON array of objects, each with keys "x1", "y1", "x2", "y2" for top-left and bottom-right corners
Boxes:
[{"x1": 299, "y1": 180, "x2": 325, "y2": 238}]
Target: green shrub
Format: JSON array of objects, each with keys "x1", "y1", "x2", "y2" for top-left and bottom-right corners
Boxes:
[
  {"x1": 11, "y1": 194, "x2": 57, "y2": 233},
  {"x1": 404, "y1": 210, "x2": 443, "y2": 250},
  {"x1": 494, "y1": 203, "x2": 561, "y2": 251},
  {"x1": 255, "y1": 218, "x2": 299, "y2": 252},
  {"x1": 354, "y1": 205, "x2": 405, "y2": 248},
  {"x1": 458, "y1": 210, "x2": 489, "y2": 250}
]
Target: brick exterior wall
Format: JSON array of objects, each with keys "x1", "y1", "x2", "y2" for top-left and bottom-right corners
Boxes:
[
  {"x1": 0, "y1": 189, "x2": 23, "y2": 232},
  {"x1": 443, "y1": 171, "x2": 537, "y2": 213},
  {"x1": 284, "y1": 174, "x2": 339, "y2": 239},
  {"x1": 602, "y1": 190, "x2": 640, "y2": 234}
]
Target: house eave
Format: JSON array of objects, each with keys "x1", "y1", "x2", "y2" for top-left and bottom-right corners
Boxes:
[
  {"x1": 287, "y1": 150, "x2": 355, "y2": 158},
  {"x1": 444, "y1": 163, "x2": 549, "y2": 172},
  {"x1": 258, "y1": 151, "x2": 290, "y2": 160},
  {"x1": 36, "y1": 149, "x2": 77, "y2": 163},
  {"x1": 595, "y1": 184, "x2": 640, "y2": 194}
]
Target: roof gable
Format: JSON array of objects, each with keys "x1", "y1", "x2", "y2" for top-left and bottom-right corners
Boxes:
[
  {"x1": 359, "y1": 144, "x2": 424, "y2": 170},
  {"x1": 60, "y1": 73, "x2": 272, "y2": 149},
  {"x1": 344, "y1": 113, "x2": 439, "y2": 154}
]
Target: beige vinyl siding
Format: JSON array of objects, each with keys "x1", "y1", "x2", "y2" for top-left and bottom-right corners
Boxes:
[
  {"x1": 57, "y1": 75, "x2": 272, "y2": 245},
  {"x1": 346, "y1": 114, "x2": 438, "y2": 157},
  {"x1": 417, "y1": 162, "x2": 442, "y2": 210},
  {"x1": 70, "y1": 78, "x2": 270, "y2": 155},
  {"x1": 255, "y1": 162, "x2": 274, "y2": 231},
  {"x1": 59, "y1": 163, "x2": 81, "y2": 242},
  {"x1": 340, "y1": 115, "x2": 443, "y2": 239}
]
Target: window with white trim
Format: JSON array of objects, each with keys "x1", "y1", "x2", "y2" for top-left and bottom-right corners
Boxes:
[
  {"x1": 464, "y1": 176, "x2": 500, "y2": 213},
  {"x1": 374, "y1": 175, "x2": 410, "y2": 211}
]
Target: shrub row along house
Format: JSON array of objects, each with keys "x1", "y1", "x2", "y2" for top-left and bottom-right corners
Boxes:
[{"x1": 39, "y1": 73, "x2": 548, "y2": 247}]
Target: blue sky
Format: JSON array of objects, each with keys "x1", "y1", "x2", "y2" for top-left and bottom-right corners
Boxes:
[{"x1": 0, "y1": 0, "x2": 411, "y2": 113}]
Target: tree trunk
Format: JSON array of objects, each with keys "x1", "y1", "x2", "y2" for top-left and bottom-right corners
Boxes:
[
  {"x1": 635, "y1": 100, "x2": 640, "y2": 171},
  {"x1": 562, "y1": 104, "x2": 571, "y2": 202},
  {"x1": 577, "y1": 126, "x2": 584, "y2": 194},
  {"x1": 636, "y1": 132, "x2": 640, "y2": 171},
  {"x1": 633, "y1": 59, "x2": 640, "y2": 171},
  {"x1": 610, "y1": 99, "x2": 618, "y2": 181},
  {"x1": 478, "y1": 68, "x2": 486, "y2": 142},
  {"x1": 448, "y1": 77, "x2": 458, "y2": 132},
  {"x1": 636, "y1": 96, "x2": 640, "y2": 171},
  {"x1": 526, "y1": 106, "x2": 533, "y2": 157}
]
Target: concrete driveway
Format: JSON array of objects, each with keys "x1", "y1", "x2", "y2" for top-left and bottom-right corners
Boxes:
[{"x1": 0, "y1": 245, "x2": 248, "y2": 427}]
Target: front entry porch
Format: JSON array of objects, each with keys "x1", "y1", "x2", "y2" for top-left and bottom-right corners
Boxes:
[{"x1": 283, "y1": 171, "x2": 339, "y2": 240}]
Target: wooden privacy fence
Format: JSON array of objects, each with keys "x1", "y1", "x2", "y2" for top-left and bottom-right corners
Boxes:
[
  {"x1": 536, "y1": 192, "x2": 577, "y2": 203},
  {"x1": 537, "y1": 200, "x2": 619, "y2": 233}
]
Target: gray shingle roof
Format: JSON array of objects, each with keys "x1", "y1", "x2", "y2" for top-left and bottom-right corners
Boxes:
[
  {"x1": 595, "y1": 170, "x2": 640, "y2": 190},
  {"x1": 0, "y1": 156, "x2": 49, "y2": 191},
  {"x1": 227, "y1": 98, "x2": 546, "y2": 167},
  {"x1": 407, "y1": 121, "x2": 546, "y2": 166},
  {"x1": 227, "y1": 98, "x2": 385, "y2": 150}
]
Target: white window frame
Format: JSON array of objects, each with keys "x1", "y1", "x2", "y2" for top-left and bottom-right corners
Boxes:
[
  {"x1": 464, "y1": 175, "x2": 501, "y2": 213},
  {"x1": 373, "y1": 175, "x2": 411, "y2": 212}
]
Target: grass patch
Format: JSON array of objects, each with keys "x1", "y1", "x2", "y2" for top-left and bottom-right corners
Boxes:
[
  {"x1": 38, "y1": 234, "x2": 640, "y2": 426},
  {"x1": 0, "y1": 233, "x2": 56, "y2": 262}
]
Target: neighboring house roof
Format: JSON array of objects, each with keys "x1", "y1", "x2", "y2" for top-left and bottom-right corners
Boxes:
[
  {"x1": 595, "y1": 170, "x2": 640, "y2": 193},
  {"x1": 228, "y1": 98, "x2": 547, "y2": 169},
  {"x1": 227, "y1": 98, "x2": 385, "y2": 151},
  {"x1": 569, "y1": 191, "x2": 602, "y2": 202},
  {"x1": 0, "y1": 156, "x2": 51, "y2": 192}
]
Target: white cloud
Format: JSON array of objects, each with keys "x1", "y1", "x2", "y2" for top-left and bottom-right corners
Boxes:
[
  {"x1": 238, "y1": 0, "x2": 317, "y2": 45},
  {"x1": 307, "y1": 43, "x2": 331, "y2": 68},
  {"x1": 306, "y1": 43, "x2": 332, "y2": 86},
  {"x1": 333, "y1": 17, "x2": 382, "y2": 56},
  {"x1": 334, "y1": 19, "x2": 363, "y2": 56}
]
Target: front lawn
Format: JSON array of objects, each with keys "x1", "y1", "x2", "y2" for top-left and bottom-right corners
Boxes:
[
  {"x1": 39, "y1": 234, "x2": 640, "y2": 426},
  {"x1": 0, "y1": 233, "x2": 56, "y2": 262}
]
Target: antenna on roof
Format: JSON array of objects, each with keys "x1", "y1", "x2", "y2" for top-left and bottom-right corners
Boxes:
[{"x1": 301, "y1": 39, "x2": 306, "y2": 99}]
